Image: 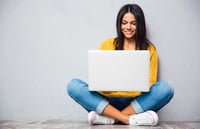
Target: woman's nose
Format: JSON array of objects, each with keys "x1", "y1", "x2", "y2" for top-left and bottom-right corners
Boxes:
[{"x1": 127, "y1": 24, "x2": 131, "y2": 29}]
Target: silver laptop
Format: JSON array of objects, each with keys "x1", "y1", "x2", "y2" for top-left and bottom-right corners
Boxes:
[{"x1": 88, "y1": 50, "x2": 150, "y2": 92}]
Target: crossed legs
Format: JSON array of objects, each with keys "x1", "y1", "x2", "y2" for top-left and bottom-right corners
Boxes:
[
  {"x1": 102, "y1": 104, "x2": 135, "y2": 124},
  {"x1": 67, "y1": 79, "x2": 174, "y2": 125}
]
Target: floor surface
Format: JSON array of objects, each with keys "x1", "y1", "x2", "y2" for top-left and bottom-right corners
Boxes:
[{"x1": 0, "y1": 120, "x2": 200, "y2": 129}]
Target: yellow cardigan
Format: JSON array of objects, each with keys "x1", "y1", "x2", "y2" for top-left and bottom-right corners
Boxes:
[{"x1": 99, "y1": 38, "x2": 158, "y2": 97}]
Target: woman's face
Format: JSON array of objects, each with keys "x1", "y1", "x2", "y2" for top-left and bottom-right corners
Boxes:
[{"x1": 121, "y1": 12, "x2": 136, "y2": 39}]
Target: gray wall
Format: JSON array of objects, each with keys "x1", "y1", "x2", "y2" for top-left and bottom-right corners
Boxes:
[{"x1": 0, "y1": 0, "x2": 199, "y2": 121}]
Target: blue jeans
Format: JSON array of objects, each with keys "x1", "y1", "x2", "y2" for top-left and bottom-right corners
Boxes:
[{"x1": 67, "y1": 79, "x2": 174, "y2": 114}]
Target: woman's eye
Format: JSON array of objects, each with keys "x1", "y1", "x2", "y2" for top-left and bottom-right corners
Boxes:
[
  {"x1": 132, "y1": 22, "x2": 136, "y2": 25},
  {"x1": 122, "y1": 22, "x2": 127, "y2": 25}
]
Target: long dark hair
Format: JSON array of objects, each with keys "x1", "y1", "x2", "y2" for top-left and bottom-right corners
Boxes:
[{"x1": 114, "y1": 4, "x2": 151, "y2": 50}]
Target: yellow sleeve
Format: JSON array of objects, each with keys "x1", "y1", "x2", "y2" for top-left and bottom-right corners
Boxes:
[
  {"x1": 148, "y1": 45, "x2": 158, "y2": 87},
  {"x1": 99, "y1": 38, "x2": 115, "y2": 50}
]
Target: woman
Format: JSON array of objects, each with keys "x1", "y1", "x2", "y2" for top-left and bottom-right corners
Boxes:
[{"x1": 67, "y1": 4, "x2": 174, "y2": 126}]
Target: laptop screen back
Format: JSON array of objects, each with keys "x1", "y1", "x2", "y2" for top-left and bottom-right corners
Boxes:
[{"x1": 88, "y1": 50, "x2": 150, "y2": 92}]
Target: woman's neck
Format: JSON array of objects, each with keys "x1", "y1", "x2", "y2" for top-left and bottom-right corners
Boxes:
[{"x1": 123, "y1": 38, "x2": 136, "y2": 50}]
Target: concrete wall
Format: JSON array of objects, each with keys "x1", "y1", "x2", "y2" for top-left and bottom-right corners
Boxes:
[{"x1": 0, "y1": 0, "x2": 199, "y2": 121}]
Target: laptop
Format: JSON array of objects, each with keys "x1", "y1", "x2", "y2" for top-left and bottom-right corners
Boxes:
[{"x1": 88, "y1": 50, "x2": 150, "y2": 92}]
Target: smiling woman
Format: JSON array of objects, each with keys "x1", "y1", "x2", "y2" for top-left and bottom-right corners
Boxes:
[
  {"x1": 121, "y1": 12, "x2": 137, "y2": 50},
  {"x1": 67, "y1": 3, "x2": 174, "y2": 126},
  {"x1": 115, "y1": 4, "x2": 148, "y2": 50},
  {"x1": 121, "y1": 12, "x2": 136, "y2": 39}
]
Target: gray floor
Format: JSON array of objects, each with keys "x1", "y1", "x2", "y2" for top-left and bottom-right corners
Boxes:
[{"x1": 0, "y1": 120, "x2": 200, "y2": 129}]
